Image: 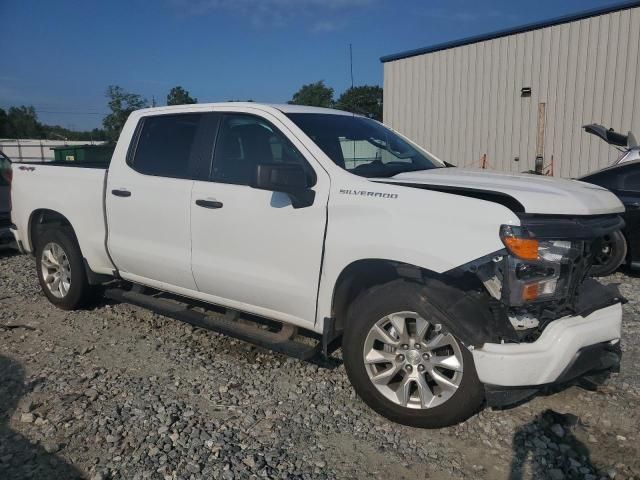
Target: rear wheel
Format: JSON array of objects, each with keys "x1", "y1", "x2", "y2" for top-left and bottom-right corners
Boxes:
[
  {"x1": 35, "y1": 228, "x2": 95, "y2": 310},
  {"x1": 342, "y1": 280, "x2": 485, "y2": 428},
  {"x1": 591, "y1": 230, "x2": 627, "y2": 277}
]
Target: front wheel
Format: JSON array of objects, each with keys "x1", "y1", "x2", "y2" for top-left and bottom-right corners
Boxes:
[{"x1": 342, "y1": 280, "x2": 484, "y2": 428}]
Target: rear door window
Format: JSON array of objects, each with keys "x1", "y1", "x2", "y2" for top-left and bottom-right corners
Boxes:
[{"x1": 130, "y1": 113, "x2": 219, "y2": 180}]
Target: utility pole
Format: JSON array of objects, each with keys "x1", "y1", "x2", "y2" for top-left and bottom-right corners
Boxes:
[
  {"x1": 152, "y1": 95, "x2": 157, "y2": 108},
  {"x1": 349, "y1": 43, "x2": 354, "y2": 89}
]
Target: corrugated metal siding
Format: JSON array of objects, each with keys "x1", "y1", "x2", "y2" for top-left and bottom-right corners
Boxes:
[{"x1": 383, "y1": 6, "x2": 640, "y2": 177}]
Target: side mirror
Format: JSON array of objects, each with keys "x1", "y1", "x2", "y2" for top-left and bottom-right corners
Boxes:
[{"x1": 251, "y1": 163, "x2": 315, "y2": 208}]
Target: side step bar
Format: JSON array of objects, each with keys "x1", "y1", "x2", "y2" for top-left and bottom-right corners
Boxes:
[{"x1": 104, "y1": 288, "x2": 322, "y2": 361}]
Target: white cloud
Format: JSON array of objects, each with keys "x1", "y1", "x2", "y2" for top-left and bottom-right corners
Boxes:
[
  {"x1": 422, "y1": 8, "x2": 519, "y2": 24},
  {"x1": 311, "y1": 19, "x2": 345, "y2": 33},
  {"x1": 169, "y1": 0, "x2": 375, "y2": 29}
]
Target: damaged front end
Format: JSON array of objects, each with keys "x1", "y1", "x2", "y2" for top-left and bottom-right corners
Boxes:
[
  {"x1": 470, "y1": 214, "x2": 625, "y2": 341},
  {"x1": 455, "y1": 213, "x2": 625, "y2": 406}
]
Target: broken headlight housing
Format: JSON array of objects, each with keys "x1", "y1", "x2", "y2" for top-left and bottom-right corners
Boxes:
[{"x1": 497, "y1": 225, "x2": 587, "y2": 306}]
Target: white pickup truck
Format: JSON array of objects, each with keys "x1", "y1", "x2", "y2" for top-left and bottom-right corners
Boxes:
[{"x1": 10, "y1": 103, "x2": 625, "y2": 428}]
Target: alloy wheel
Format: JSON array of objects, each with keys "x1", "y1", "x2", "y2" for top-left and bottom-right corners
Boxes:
[
  {"x1": 40, "y1": 242, "x2": 72, "y2": 299},
  {"x1": 362, "y1": 311, "x2": 464, "y2": 409}
]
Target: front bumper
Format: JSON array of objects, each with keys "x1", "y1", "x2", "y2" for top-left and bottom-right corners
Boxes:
[{"x1": 472, "y1": 302, "x2": 622, "y2": 387}]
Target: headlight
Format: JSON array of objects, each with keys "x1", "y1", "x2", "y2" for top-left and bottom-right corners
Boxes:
[
  {"x1": 500, "y1": 225, "x2": 572, "y2": 263},
  {"x1": 498, "y1": 225, "x2": 583, "y2": 305}
]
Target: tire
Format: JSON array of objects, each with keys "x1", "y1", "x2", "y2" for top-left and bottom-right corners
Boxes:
[
  {"x1": 342, "y1": 279, "x2": 485, "y2": 428},
  {"x1": 35, "y1": 227, "x2": 95, "y2": 310},
  {"x1": 591, "y1": 230, "x2": 627, "y2": 277}
]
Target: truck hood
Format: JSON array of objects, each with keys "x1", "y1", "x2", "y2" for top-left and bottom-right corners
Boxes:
[{"x1": 379, "y1": 168, "x2": 624, "y2": 215}]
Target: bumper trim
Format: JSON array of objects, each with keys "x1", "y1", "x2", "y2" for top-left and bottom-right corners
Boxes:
[
  {"x1": 485, "y1": 341, "x2": 621, "y2": 407},
  {"x1": 472, "y1": 302, "x2": 622, "y2": 387},
  {"x1": 556, "y1": 341, "x2": 620, "y2": 383}
]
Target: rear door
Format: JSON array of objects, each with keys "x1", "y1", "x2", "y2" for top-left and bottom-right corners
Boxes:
[
  {"x1": 190, "y1": 111, "x2": 329, "y2": 327},
  {"x1": 106, "y1": 112, "x2": 219, "y2": 290}
]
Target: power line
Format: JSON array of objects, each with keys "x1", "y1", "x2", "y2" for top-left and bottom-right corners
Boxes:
[
  {"x1": 32, "y1": 110, "x2": 107, "y2": 115},
  {"x1": 0, "y1": 105, "x2": 108, "y2": 115}
]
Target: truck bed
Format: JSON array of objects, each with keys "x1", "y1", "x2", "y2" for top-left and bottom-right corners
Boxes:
[{"x1": 10, "y1": 162, "x2": 115, "y2": 275}]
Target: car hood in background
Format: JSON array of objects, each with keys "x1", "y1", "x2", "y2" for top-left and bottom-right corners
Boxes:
[{"x1": 380, "y1": 168, "x2": 624, "y2": 216}]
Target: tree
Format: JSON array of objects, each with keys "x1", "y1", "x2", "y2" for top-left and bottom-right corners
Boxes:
[
  {"x1": 0, "y1": 108, "x2": 8, "y2": 138},
  {"x1": 103, "y1": 85, "x2": 148, "y2": 143},
  {"x1": 5, "y1": 106, "x2": 43, "y2": 138},
  {"x1": 335, "y1": 85, "x2": 383, "y2": 121},
  {"x1": 289, "y1": 81, "x2": 334, "y2": 108},
  {"x1": 167, "y1": 86, "x2": 197, "y2": 106}
]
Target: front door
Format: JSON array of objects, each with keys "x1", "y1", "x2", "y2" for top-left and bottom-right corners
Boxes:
[{"x1": 190, "y1": 112, "x2": 329, "y2": 328}]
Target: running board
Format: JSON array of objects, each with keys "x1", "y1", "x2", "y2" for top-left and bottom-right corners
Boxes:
[{"x1": 104, "y1": 288, "x2": 321, "y2": 361}]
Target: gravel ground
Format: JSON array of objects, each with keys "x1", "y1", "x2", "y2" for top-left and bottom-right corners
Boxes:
[{"x1": 0, "y1": 250, "x2": 639, "y2": 480}]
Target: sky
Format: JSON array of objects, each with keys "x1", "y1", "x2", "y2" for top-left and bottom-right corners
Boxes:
[{"x1": 0, "y1": 0, "x2": 629, "y2": 130}]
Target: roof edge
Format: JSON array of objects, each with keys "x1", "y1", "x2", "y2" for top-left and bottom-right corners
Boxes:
[{"x1": 380, "y1": 0, "x2": 640, "y2": 63}]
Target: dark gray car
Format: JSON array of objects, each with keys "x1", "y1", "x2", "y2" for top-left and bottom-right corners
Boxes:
[{"x1": 0, "y1": 152, "x2": 13, "y2": 246}]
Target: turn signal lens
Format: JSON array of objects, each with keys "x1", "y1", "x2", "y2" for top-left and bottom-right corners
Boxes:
[
  {"x1": 522, "y1": 283, "x2": 539, "y2": 301},
  {"x1": 502, "y1": 235, "x2": 539, "y2": 261}
]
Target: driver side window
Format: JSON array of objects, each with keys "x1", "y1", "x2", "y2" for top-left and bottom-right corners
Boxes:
[{"x1": 211, "y1": 114, "x2": 312, "y2": 186}]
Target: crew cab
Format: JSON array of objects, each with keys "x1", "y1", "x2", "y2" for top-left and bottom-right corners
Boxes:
[{"x1": 10, "y1": 103, "x2": 625, "y2": 428}]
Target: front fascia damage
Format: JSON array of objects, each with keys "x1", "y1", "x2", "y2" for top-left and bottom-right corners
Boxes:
[
  {"x1": 454, "y1": 213, "x2": 625, "y2": 345},
  {"x1": 374, "y1": 181, "x2": 624, "y2": 347}
]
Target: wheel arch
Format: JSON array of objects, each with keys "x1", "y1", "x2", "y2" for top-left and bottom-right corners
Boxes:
[
  {"x1": 27, "y1": 209, "x2": 111, "y2": 285},
  {"x1": 330, "y1": 259, "x2": 438, "y2": 332},
  {"x1": 329, "y1": 258, "x2": 518, "y2": 348},
  {"x1": 28, "y1": 209, "x2": 78, "y2": 252}
]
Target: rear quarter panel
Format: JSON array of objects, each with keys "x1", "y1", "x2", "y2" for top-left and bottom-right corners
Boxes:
[{"x1": 11, "y1": 165, "x2": 114, "y2": 274}]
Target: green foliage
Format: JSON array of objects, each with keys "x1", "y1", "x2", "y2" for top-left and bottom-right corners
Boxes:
[
  {"x1": 2, "y1": 106, "x2": 42, "y2": 138},
  {"x1": 103, "y1": 85, "x2": 148, "y2": 143},
  {"x1": 0, "y1": 108, "x2": 10, "y2": 138},
  {"x1": 0, "y1": 106, "x2": 106, "y2": 140},
  {"x1": 335, "y1": 85, "x2": 383, "y2": 120},
  {"x1": 288, "y1": 81, "x2": 334, "y2": 108},
  {"x1": 42, "y1": 124, "x2": 108, "y2": 142},
  {"x1": 167, "y1": 86, "x2": 198, "y2": 106}
]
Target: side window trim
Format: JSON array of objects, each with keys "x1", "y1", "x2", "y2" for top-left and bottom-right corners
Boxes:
[
  {"x1": 209, "y1": 112, "x2": 317, "y2": 186},
  {"x1": 125, "y1": 117, "x2": 145, "y2": 168},
  {"x1": 206, "y1": 113, "x2": 223, "y2": 182}
]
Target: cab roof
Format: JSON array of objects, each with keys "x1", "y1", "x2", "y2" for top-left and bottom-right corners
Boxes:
[{"x1": 136, "y1": 102, "x2": 356, "y2": 116}]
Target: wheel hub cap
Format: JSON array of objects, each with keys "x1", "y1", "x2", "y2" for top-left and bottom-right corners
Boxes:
[
  {"x1": 363, "y1": 311, "x2": 464, "y2": 410},
  {"x1": 405, "y1": 349, "x2": 421, "y2": 365}
]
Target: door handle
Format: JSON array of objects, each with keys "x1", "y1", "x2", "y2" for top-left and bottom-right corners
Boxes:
[
  {"x1": 111, "y1": 189, "x2": 131, "y2": 198},
  {"x1": 195, "y1": 199, "x2": 223, "y2": 209}
]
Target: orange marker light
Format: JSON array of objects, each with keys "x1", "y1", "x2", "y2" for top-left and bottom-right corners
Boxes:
[
  {"x1": 502, "y1": 236, "x2": 539, "y2": 261},
  {"x1": 522, "y1": 283, "x2": 539, "y2": 301}
]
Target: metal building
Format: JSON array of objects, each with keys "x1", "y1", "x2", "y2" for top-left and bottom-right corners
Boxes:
[{"x1": 381, "y1": 1, "x2": 640, "y2": 177}]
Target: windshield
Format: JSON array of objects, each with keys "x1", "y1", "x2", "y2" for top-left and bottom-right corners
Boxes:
[{"x1": 287, "y1": 113, "x2": 443, "y2": 178}]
